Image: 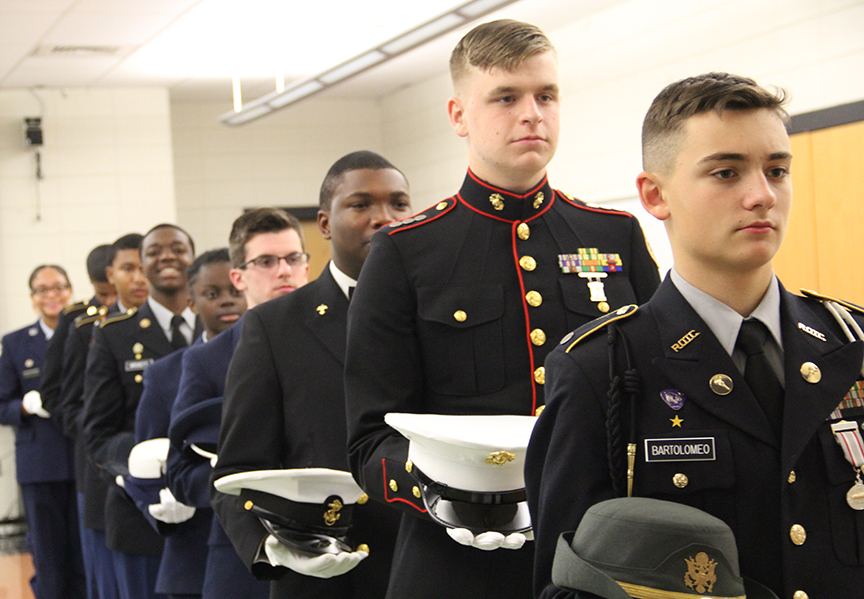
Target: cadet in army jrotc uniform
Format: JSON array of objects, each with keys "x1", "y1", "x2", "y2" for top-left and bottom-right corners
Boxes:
[
  {"x1": 167, "y1": 208, "x2": 306, "y2": 599},
  {"x1": 129, "y1": 249, "x2": 246, "y2": 599},
  {"x1": 0, "y1": 265, "x2": 84, "y2": 599},
  {"x1": 526, "y1": 73, "x2": 864, "y2": 599},
  {"x1": 82, "y1": 225, "x2": 197, "y2": 599},
  {"x1": 61, "y1": 233, "x2": 147, "y2": 599},
  {"x1": 344, "y1": 21, "x2": 660, "y2": 599},
  {"x1": 212, "y1": 152, "x2": 409, "y2": 597},
  {"x1": 41, "y1": 244, "x2": 116, "y2": 427}
]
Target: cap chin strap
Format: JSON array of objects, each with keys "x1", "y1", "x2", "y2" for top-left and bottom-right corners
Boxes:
[{"x1": 412, "y1": 467, "x2": 531, "y2": 534}]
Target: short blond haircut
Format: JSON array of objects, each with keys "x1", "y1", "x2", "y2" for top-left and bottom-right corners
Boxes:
[{"x1": 449, "y1": 19, "x2": 555, "y2": 89}]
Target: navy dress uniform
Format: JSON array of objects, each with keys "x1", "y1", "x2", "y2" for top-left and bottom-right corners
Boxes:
[
  {"x1": 526, "y1": 276, "x2": 864, "y2": 599},
  {"x1": 165, "y1": 320, "x2": 269, "y2": 599},
  {"x1": 131, "y1": 345, "x2": 210, "y2": 598},
  {"x1": 82, "y1": 300, "x2": 196, "y2": 598},
  {"x1": 212, "y1": 266, "x2": 401, "y2": 598},
  {"x1": 0, "y1": 320, "x2": 84, "y2": 599},
  {"x1": 344, "y1": 171, "x2": 660, "y2": 599}
]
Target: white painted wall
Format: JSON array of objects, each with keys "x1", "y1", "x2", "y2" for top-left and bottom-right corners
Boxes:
[
  {"x1": 0, "y1": 87, "x2": 175, "y2": 517},
  {"x1": 172, "y1": 98, "x2": 383, "y2": 252}
]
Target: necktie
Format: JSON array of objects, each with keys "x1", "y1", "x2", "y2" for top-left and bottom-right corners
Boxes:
[
  {"x1": 735, "y1": 319, "x2": 783, "y2": 439},
  {"x1": 170, "y1": 314, "x2": 188, "y2": 350}
]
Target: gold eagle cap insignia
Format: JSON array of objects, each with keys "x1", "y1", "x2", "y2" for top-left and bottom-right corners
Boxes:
[{"x1": 684, "y1": 552, "x2": 717, "y2": 594}]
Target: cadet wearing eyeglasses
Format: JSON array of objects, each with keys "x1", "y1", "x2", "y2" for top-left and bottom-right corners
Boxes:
[
  {"x1": 165, "y1": 207, "x2": 307, "y2": 599},
  {"x1": 0, "y1": 264, "x2": 84, "y2": 599}
]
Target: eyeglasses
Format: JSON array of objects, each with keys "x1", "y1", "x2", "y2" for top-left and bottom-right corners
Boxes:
[
  {"x1": 241, "y1": 252, "x2": 309, "y2": 271},
  {"x1": 31, "y1": 284, "x2": 71, "y2": 296}
]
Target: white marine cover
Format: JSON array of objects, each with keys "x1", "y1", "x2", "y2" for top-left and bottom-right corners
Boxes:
[
  {"x1": 385, "y1": 413, "x2": 538, "y2": 493},
  {"x1": 214, "y1": 468, "x2": 365, "y2": 504}
]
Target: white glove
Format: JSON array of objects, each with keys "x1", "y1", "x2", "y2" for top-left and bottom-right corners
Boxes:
[
  {"x1": 263, "y1": 534, "x2": 368, "y2": 578},
  {"x1": 148, "y1": 488, "x2": 196, "y2": 523},
  {"x1": 446, "y1": 527, "x2": 529, "y2": 551},
  {"x1": 22, "y1": 390, "x2": 50, "y2": 418}
]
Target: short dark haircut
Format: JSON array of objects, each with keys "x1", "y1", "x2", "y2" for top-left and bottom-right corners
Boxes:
[
  {"x1": 110, "y1": 233, "x2": 144, "y2": 264},
  {"x1": 319, "y1": 151, "x2": 405, "y2": 211},
  {"x1": 187, "y1": 248, "x2": 231, "y2": 289},
  {"x1": 642, "y1": 72, "x2": 789, "y2": 173},
  {"x1": 450, "y1": 19, "x2": 555, "y2": 89},
  {"x1": 228, "y1": 208, "x2": 304, "y2": 268},
  {"x1": 29, "y1": 264, "x2": 70, "y2": 290},
  {"x1": 143, "y1": 223, "x2": 196, "y2": 255},
  {"x1": 86, "y1": 244, "x2": 114, "y2": 283}
]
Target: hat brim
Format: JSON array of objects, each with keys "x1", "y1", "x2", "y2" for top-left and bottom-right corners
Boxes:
[{"x1": 213, "y1": 468, "x2": 363, "y2": 503}]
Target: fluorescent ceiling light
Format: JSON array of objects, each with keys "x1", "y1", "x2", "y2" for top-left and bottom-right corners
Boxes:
[
  {"x1": 319, "y1": 51, "x2": 388, "y2": 85},
  {"x1": 219, "y1": 0, "x2": 519, "y2": 126},
  {"x1": 267, "y1": 81, "x2": 325, "y2": 109},
  {"x1": 222, "y1": 104, "x2": 272, "y2": 125},
  {"x1": 380, "y1": 13, "x2": 464, "y2": 55}
]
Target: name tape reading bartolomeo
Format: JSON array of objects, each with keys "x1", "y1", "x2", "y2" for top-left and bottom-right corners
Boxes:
[{"x1": 644, "y1": 437, "x2": 716, "y2": 462}]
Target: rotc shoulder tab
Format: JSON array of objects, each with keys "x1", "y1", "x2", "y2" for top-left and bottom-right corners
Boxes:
[
  {"x1": 387, "y1": 197, "x2": 455, "y2": 235},
  {"x1": 62, "y1": 300, "x2": 88, "y2": 316},
  {"x1": 561, "y1": 305, "x2": 638, "y2": 353},
  {"x1": 100, "y1": 306, "x2": 138, "y2": 328}
]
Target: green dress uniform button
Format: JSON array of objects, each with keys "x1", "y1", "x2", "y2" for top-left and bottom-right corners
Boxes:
[
  {"x1": 357, "y1": 544, "x2": 369, "y2": 554},
  {"x1": 526, "y1": 291, "x2": 542, "y2": 307},
  {"x1": 436, "y1": 202, "x2": 448, "y2": 211},
  {"x1": 134, "y1": 374, "x2": 143, "y2": 383},
  {"x1": 405, "y1": 460, "x2": 413, "y2": 473},
  {"x1": 357, "y1": 494, "x2": 368, "y2": 505},
  {"x1": 597, "y1": 301, "x2": 610, "y2": 313},
  {"x1": 389, "y1": 480, "x2": 398, "y2": 493},
  {"x1": 517, "y1": 223, "x2": 530, "y2": 240},
  {"x1": 673, "y1": 473, "x2": 688, "y2": 488},
  {"x1": 519, "y1": 256, "x2": 536, "y2": 271},
  {"x1": 530, "y1": 329, "x2": 546, "y2": 346},
  {"x1": 788, "y1": 471, "x2": 796, "y2": 484},
  {"x1": 87, "y1": 305, "x2": 98, "y2": 316},
  {"x1": 790, "y1": 524, "x2": 806, "y2": 545},
  {"x1": 535, "y1": 405, "x2": 545, "y2": 416},
  {"x1": 412, "y1": 486, "x2": 421, "y2": 498},
  {"x1": 454, "y1": 310, "x2": 467, "y2": 322},
  {"x1": 793, "y1": 591, "x2": 808, "y2": 599}
]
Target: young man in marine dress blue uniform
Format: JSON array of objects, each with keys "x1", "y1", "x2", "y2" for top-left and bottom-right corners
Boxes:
[
  {"x1": 344, "y1": 20, "x2": 660, "y2": 599},
  {"x1": 0, "y1": 265, "x2": 84, "y2": 599},
  {"x1": 526, "y1": 72, "x2": 864, "y2": 599}
]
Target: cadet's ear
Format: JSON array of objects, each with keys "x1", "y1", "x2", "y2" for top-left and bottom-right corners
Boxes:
[
  {"x1": 637, "y1": 172, "x2": 670, "y2": 221},
  {"x1": 448, "y1": 96, "x2": 468, "y2": 138},
  {"x1": 229, "y1": 268, "x2": 246, "y2": 292},
  {"x1": 317, "y1": 209, "x2": 331, "y2": 241}
]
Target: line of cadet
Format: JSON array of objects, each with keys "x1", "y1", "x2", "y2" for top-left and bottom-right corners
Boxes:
[{"x1": 0, "y1": 17, "x2": 860, "y2": 599}]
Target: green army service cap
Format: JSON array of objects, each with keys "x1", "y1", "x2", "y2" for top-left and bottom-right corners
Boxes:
[{"x1": 551, "y1": 497, "x2": 777, "y2": 599}]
